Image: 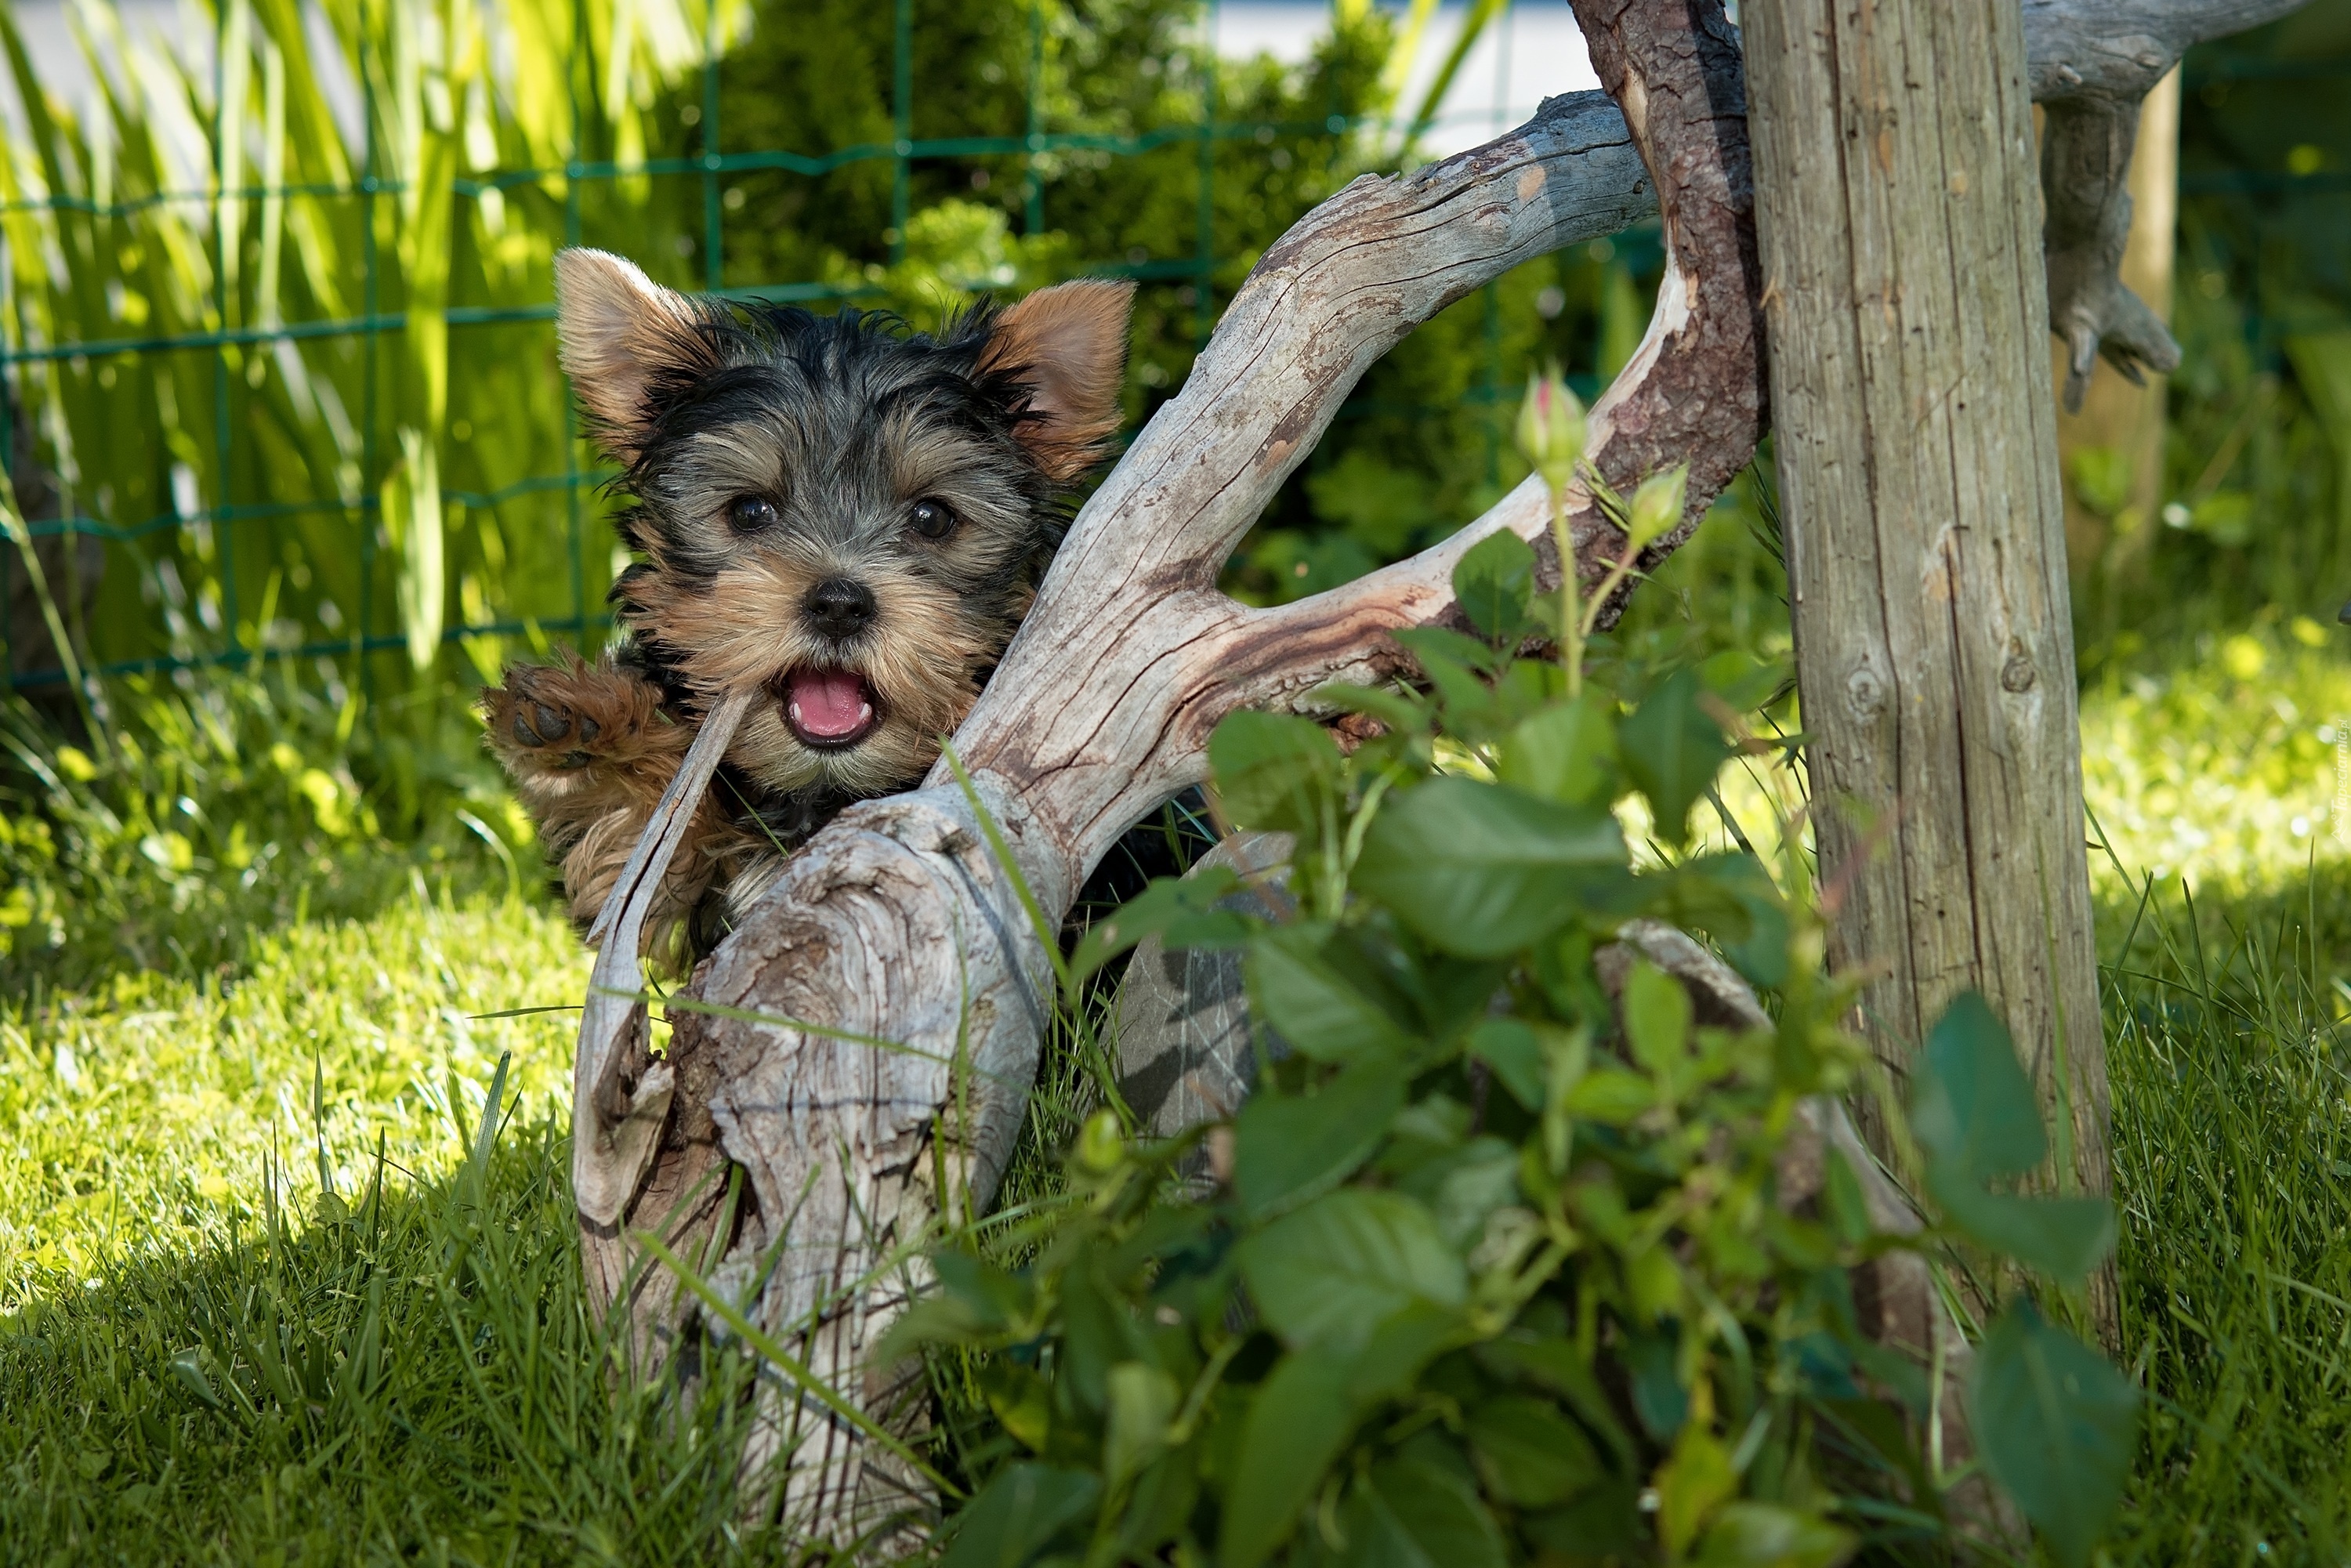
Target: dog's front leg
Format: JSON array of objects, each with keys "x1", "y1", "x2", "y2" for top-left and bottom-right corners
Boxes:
[{"x1": 481, "y1": 654, "x2": 734, "y2": 958}]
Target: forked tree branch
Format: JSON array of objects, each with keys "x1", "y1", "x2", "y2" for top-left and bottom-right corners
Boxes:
[
  {"x1": 571, "y1": 8, "x2": 1752, "y2": 1541},
  {"x1": 2029, "y1": 0, "x2": 2306, "y2": 407},
  {"x1": 567, "y1": 0, "x2": 2291, "y2": 1547}
]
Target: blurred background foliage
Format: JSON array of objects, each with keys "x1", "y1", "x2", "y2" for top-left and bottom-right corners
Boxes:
[
  {"x1": 9, "y1": 0, "x2": 2351, "y2": 969},
  {"x1": 0, "y1": 0, "x2": 1690, "y2": 987}
]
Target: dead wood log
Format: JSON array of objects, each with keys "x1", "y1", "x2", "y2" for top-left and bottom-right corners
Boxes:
[
  {"x1": 563, "y1": 0, "x2": 2299, "y2": 1547},
  {"x1": 2028, "y1": 2, "x2": 2306, "y2": 408},
  {"x1": 568, "y1": 5, "x2": 1759, "y2": 1544}
]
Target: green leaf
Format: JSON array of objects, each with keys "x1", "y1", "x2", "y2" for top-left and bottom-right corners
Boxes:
[
  {"x1": 882, "y1": 1249, "x2": 1032, "y2": 1355},
  {"x1": 1345, "y1": 1299, "x2": 1476, "y2": 1403},
  {"x1": 1497, "y1": 694, "x2": 1621, "y2": 808},
  {"x1": 1221, "y1": 1347, "x2": 1357, "y2": 1568},
  {"x1": 979, "y1": 1358, "x2": 1053, "y2": 1455},
  {"x1": 1239, "y1": 1188, "x2": 1466, "y2": 1353},
  {"x1": 1525, "y1": 1479, "x2": 1646, "y2": 1559},
  {"x1": 1697, "y1": 648, "x2": 1788, "y2": 712},
  {"x1": 1353, "y1": 777, "x2": 1626, "y2": 958},
  {"x1": 1686, "y1": 853, "x2": 1790, "y2": 989},
  {"x1": 938, "y1": 1462, "x2": 1100, "y2": 1568},
  {"x1": 1465, "y1": 1396, "x2": 1601, "y2": 1506},
  {"x1": 1069, "y1": 865, "x2": 1245, "y2": 984},
  {"x1": 1692, "y1": 1501, "x2": 1856, "y2": 1568},
  {"x1": 1115, "y1": 1453, "x2": 1200, "y2": 1563},
  {"x1": 1618, "y1": 670, "x2": 1730, "y2": 847},
  {"x1": 1495, "y1": 696, "x2": 1627, "y2": 809},
  {"x1": 1911, "y1": 994, "x2": 2115, "y2": 1283},
  {"x1": 1103, "y1": 1360, "x2": 1180, "y2": 1486},
  {"x1": 1419, "y1": 1138, "x2": 1522, "y2": 1251},
  {"x1": 1209, "y1": 710, "x2": 1343, "y2": 835},
  {"x1": 1311, "y1": 679, "x2": 1431, "y2": 737},
  {"x1": 1925, "y1": 1169, "x2": 2116, "y2": 1287},
  {"x1": 1392, "y1": 626, "x2": 1507, "y2": 731},
  {"x1": 1233, "y1": 1058, "x2": 1408, "y2": 1219},
  {"x1": 1469, "y1": 1018, "x2": 1545, "y2": 1110},
  {"x1": 1621, "y1": 958, "x2": 1692, "y2": 1077},
  {"x1": 1970, "y1": 1300, "x2": 2139, "y2": 1568},
  {"x1": 1655, "y1": 1420, "x2": 1737, "y2": 1559},
  {"x1": 1342, "y1": 1454, "x2": 1509, "y2": 1568},
  {"x1": 1910, "y1": 991, "x2": 2046, "y2": 1181},
  {"x1": 1390, "y1": 624, "x2": 1504, "y2": 678},
  {"x1": 1453, "y1": 527, "x2": 1538, "y2": 643},
  {"x1": 1244, "y1": 926, "x2": 1418, "y2": 1064},
  {"x1": 1475, "y1": 1335, "x2": 1637, "y2": 1465},
  {"x1": 1563, "y1": 1068, "x2": 1653, "y2": 1126},
  {"x1": 1624, "y1": 1331, "x2": 1690, "y2": 1439}
]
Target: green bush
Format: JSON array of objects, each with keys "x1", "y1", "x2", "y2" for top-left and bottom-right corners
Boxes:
[
  {"x1": 0, "y1": 668, "x2": 521, "y2": 992},
  {"x1": 890, "y1": 494, "x2": 2138, "y2": 1566}
]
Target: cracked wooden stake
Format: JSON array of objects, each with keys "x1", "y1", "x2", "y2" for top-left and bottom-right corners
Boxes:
[{"x1": 1735, "y1": 0, "x2": 2306, "y2": 1342}]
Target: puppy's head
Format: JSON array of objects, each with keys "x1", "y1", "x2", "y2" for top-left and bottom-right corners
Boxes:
[{"x1": 555, "y1": 249, "x2": 1133, "y2": 798}]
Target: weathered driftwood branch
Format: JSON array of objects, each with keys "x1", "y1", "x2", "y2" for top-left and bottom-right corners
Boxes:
[
  {"x1": 2027, "y1": 0, "x2": 2306, "y2": 407},
  {"x1": 564, "y1": 0, "x2": 2300, "y2": 1545},
  {"x1": 567, "y1": 6, "x2": 1756, "y2": 1543}
]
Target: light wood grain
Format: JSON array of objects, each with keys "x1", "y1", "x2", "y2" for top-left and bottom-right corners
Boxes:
[{"x1": 1744, "y1": 0, "x2": 2121, "y2": 1333}]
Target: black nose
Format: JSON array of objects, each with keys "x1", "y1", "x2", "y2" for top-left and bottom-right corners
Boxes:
[{"x1": 804, "y1": 578, "x2": 877, "y2": 639}]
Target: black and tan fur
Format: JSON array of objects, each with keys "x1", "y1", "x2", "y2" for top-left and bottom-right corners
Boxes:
[{"x1": 484, "y1": 248, "x2": 1133, "y2": 969}]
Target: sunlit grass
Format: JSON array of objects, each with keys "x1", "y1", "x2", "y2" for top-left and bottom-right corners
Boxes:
[
  {"x1": 2081, "y1": 616, "x2": 2351, "y2": 893},
  {"x1": 9, "y1": 614, "x2": 2351, "y2": 1560},
  {"x1": 0, "y1": 888, "x2": 585, "y2": 1313}
]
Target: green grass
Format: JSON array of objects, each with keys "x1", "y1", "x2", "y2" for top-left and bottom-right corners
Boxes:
[
  {"x1": 2102, "y1": 878, "x2": 2351, "y2": 1564},
  {"x1": 11, "y1": 626, "x2": 2351, "y2": 1562}
]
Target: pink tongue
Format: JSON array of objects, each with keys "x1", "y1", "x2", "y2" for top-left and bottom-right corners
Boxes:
[{"x1": 788, "y1": 668, "x2": 871, "y2": 738}]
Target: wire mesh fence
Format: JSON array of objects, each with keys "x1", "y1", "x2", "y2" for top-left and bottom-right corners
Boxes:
[{"x1": 0, "y1": 0, "x2": 1654, "y2": 723}]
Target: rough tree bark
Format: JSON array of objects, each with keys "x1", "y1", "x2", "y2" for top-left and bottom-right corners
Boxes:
[
  {"x1": 567, "y1": 0, "x2": 2298, "y2": 1546},
  {"x1": 1737, "y1": 0, "x2": 2295, "y2": 1340}
]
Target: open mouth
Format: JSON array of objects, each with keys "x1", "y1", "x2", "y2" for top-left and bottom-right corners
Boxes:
[{"x1": 779, "y1": 668, "x2": 879, "y2": 748}]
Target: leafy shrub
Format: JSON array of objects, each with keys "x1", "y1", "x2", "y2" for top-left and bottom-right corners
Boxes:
[
  {"x1": 0, "y1": 666, "x2": 522, "y2": 991},
  {"x1": 894, "y1": 422, "x2": 2140, "y2": 1563}
]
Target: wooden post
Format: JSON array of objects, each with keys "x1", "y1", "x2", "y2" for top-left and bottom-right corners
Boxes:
[{"x1": 1744, "y1": 0, "x2": 2112, "y2": 1320}]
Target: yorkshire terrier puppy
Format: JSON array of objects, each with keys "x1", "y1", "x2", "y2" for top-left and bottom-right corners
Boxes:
[{"x1": 483, "y1": 249, "x2": 1134, "y2": 970}]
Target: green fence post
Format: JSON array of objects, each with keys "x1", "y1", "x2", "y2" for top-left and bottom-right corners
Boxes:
[
  {"x1": 892, "y1": 0, "x2": 912, "y2": 264},
  {"x1": 702, "y1": 0, "x2": 723, "y2": 292},
  {"x1": 0, "y1": 254, "x2": 15, "y2": 690},
  {"x1": 357, "y1": 0, "x2": 380, "y2": 698},
  {"x1": 566, "y1": 0, "x2": 587, "y2": 640},
  {"x1": 212, "y1": 0, "x2": 239, "y2": 655},
  {"x1": 1024, "y1": 0, "x2": 1045, "y2": 237},
  {"x1": 1195, "y1": 0, "x2": 1219, "y2": 349}
]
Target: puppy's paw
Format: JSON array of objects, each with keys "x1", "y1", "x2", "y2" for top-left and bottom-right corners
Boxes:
[{"x1": 481, "y1": 656, "x2": 674, "y2": 779}]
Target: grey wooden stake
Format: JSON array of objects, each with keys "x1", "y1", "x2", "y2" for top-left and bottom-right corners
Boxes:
[{"x1": 1745, "y1": 0, "x2": 2114, "y2": 1330}]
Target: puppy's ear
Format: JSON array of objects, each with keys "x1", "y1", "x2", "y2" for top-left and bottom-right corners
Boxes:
[
  {"x1": 554, "y1": 248, "x2": 713, "y2": 462},
  {"x1": 976, "y1": 278, "x2": 1136, "y2": 480}
]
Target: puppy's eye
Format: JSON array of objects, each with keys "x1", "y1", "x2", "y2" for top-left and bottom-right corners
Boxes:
[
  {"x1": 908, "y1": 498, "x2": 958, "y2": 541},
  {"x1": 727, "y1": 494, "x2": 779, "y2": 533}
]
